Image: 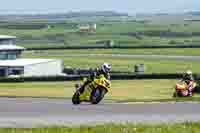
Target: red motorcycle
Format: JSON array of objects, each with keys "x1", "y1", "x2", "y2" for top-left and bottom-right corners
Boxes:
[{"x1": 173, "y1": 81, "x2": 197, "y2": 97}]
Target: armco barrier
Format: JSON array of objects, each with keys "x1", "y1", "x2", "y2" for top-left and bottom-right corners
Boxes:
[
  {"x1": 0, "y1": 73, "x2": 191, "y2": 82},
  {"x1": 111, "y1": 73, "x2": 183, "y2": 80},
  {"x1": 27, "y1": 44, "x2": 200, "y2": 51},
  {"x1": 63, "y1": 68, "x2": 130, "y2": 75},
  {"x1": 0, "y1": 75, "x2": 84, "y2": 82}
]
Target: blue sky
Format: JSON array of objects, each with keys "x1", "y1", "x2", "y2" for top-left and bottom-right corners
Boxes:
[{"x1": 0, "y1": 0, "x2": 199, "y2": 14}]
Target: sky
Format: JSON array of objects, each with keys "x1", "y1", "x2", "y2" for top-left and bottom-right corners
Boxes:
[{"x1": 0, "y1": 0, "x2": 199, "y2": 14}]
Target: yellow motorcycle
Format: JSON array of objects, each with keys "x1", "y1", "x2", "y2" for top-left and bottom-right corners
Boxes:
[{"x1": 72, "y1": 74, "x2": 111, "y2": 104}]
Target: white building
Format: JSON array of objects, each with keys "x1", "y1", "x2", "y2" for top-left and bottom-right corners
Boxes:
[
  {"x1": 0, "y1": 58, "x2": 63, "y2": 77},
  {"x1": 0, "y1": 35, "x2": 16, "y2": 45},
  {"x1": 79, "y1": 23, "x2": 96, "y2": 32},
  {"x1": 0, "y1": 35, "x2": 64, "y2": 77}
]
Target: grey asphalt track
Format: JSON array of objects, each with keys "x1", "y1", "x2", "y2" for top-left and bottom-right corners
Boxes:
[
  {"x1": 0, "y1": 97, "x2": 200, "y2": 128},
  {"x1": 32, "y1": 53, "x2": 200, "y2": 61}
]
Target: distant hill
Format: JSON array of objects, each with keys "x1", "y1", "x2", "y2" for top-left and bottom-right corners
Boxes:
[
  {"x1": 0, "y1": 11, "x2": 129, "y2": 21},
  {"x1": 186, "y1": 11, "x2": 200, "y2": 15},
  {"x1": 65, "y1": 11, "x2": 128, "y2": 17}
]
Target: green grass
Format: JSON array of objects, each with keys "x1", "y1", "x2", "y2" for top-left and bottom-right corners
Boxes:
[
  {"x1": 0, "y1": 80, "x2": 199, "y2": 101},
  {"x1": 2, "y1": 122, "x2": 200, "y2": 133},
  {"x1": 0, "y1": 81, "x2": 67, "y2": 97},
  {"x1": 1, "y1": 19, "x2": 200, "y2": 48},
  {"x1": 22, "y1": 51, "x2": 200, "y2": 73},
  {"x1": 24, "y1": 48, "x2": 200, "y2": 56},
  {"x1": 17, "y1": 35, "x2": 200, "y2": 48},
  {"x1": 19, "y1": 43, "x2": 67, "y2": 49}
]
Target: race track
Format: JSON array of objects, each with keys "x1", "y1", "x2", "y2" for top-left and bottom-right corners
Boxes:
[{"x1": 0, "y1": 97, "x2": 200, "y2": 127}]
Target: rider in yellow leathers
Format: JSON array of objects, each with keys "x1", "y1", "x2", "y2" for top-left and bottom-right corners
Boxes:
[{"x1": 79, "y1": 63, "x2": 111, "y2": 94}]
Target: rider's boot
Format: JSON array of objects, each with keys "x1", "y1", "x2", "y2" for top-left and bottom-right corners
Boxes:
[
  {"x1": 79, "y1": 85, "x2": 85, "y2": 94},
  {"x1": 79, "y1": 81, "x2": 90, "y2": 94},
  {"x1": 188, "y1": 86, "x2": 193, "y2": 97},
  {"x1": 188, "y1": 90, "x2": 192, "y2": 97}
]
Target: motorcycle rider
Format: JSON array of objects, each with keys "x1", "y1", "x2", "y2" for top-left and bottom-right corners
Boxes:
[
  {"x1": 78, "y1": 62, "x2": 111, "y2": 94},
  {"x1": 181, "y1": 70, "x2": 195, "y2": 96}
]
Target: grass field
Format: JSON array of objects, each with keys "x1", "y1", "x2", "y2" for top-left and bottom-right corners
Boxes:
[
  {"x1": 1, "y1": 122, "x2": 200, "y2": 133},
  {"x1": 24, "y1": 48, "x2": 200, "y2": 56},
  {"x1": 0, "y1": 79, "x2": 199, "y2": 101},
  {"x1": 1, "y1": 17, "x2": 200, "y2": 48},
  {"x1": 22, "y1": 51, "x2": 200, "y2": 73},
  {"x1": 16, "y1": 35, "x2": 200, "y2": 48}
]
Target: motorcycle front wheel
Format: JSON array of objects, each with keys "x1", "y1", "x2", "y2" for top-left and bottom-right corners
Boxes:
[
  {"x1": 173, "y1": 91, "x2": 178, "y2": 97},
  {"x1": 90, "y1": 87, "x2": 107, "y2": 104}
]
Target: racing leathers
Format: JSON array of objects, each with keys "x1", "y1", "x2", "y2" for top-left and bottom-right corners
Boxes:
[
  {"x1": 79, "y1": 68, "x2": 110, "y2": 94},
  {"x1": 181, "y1": 74, "x2": 195, "y2": 96}
]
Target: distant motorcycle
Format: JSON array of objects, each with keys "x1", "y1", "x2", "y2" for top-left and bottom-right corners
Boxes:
[
  {"x1": 72, "y1": 74, "x2": 111, "y2": 104},
  {"x1": 173, "y1": 81, "x2": 197, "y2": 97}
]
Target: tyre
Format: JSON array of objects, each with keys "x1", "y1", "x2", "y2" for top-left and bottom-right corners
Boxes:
[
  {"x1": 194, "y1": 86, "x2": 200, "y2": 93},
  {"x1": 173, "y1": 91, "x2": 177, "y2": 97},
  {"x1": 72, "y1": 91, "x2": 80, "y2": 104},
  {"x1": 90, "y1": 87, "x2": 107, "y2": 104},
  {"x1": 173, "y1": 90, "x2": 185, "y2": 97}
]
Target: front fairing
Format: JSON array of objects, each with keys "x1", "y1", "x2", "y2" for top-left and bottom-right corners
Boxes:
[
  {"x1": 79, "y1": 75, "x2": 111, "y2": 101},
  {"x1": 93, "y1": 75, "x2": 111, "y2": 92}
]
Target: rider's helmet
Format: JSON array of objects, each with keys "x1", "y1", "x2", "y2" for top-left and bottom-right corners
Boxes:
[
  {"x1": 183, "y1": 70, "x2": 193, "y2": 82},
  {"x1": 186, "y1": 70, "x2": 192, "y2": 76},
  {"x1": 101, "y1": 62, "x2": 111, "y2": 73}
]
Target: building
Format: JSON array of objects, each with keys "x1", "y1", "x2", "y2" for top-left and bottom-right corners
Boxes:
[
  {"x1": 0, "y1": 59, "x2": 63, "y2": 77},
  {"x1": 0, "y1": 35, "x2": 16, "y2": 45},
  {"x1": 0, "y1": 45, "x2": 25, "y2": 60},
  {"x1": 0, "y1": 35, "x2": 64, "y2": 77},
  {"x1": 79, "y1": 23, "x2": 96, "y2": 32}
]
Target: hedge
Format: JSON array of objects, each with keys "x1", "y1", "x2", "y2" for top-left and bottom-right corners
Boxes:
[
  {"x1": 27, "y1": 44, "x2": 200, "y2": 51},
  {"x1": 0, "y1": 73, "x2": 195, "y2": 82}
]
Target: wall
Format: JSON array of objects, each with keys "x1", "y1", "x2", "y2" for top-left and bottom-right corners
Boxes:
[{"x1": 24, "y1": 60, "x2": 63, "y2": 77}]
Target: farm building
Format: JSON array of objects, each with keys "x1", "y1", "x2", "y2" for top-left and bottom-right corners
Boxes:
[
  {"x1": 0, "y1": 35, "x2": 64, "y2": 77},
  {"x1": 79, "y1": 23, "x2": 96, "y2": 32}
]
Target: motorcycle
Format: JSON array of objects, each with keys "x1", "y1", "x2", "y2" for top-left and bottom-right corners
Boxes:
[
  {"x1": 72, "y1": 74, "x2": 111, "y2": 104},
  {"x1": 173, "y1": 80, "x2": 197, "y2": 97}
]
